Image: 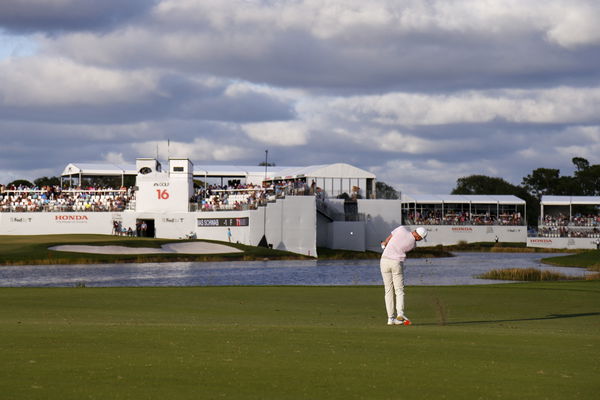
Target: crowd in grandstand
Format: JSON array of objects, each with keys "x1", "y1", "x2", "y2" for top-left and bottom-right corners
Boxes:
[
  {"x1": 189, "y1": 180, "x2": 316, "y2": 212},
  {"x1": 191, "y1": 185, "x2": 267, "y2": 211},
  {"x1": 541, "y1": 213, "x2": 600, "y2": 226},
  {"x1": 538, "y1": 212, "x2": 600, "y2": 238},
  {"x1": 0, "y1": 184, "x2": 134, "y2": 212},
  {"x1": 0, "y1": 179, "x2": 317, "y2": 213},
  {"x1": 403, "y1": 210, "x2": 524, "y2": 226},
  {"x1": 538, "y1": 226, "x2": 600, "y2": 238},
  {"x1": 3, "y1": 180, "x2": 599, "y2": 240}
]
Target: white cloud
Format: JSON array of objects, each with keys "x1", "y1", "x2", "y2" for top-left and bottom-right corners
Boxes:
[
  {"x1": 372, "y1": 158, "x2": 478, "y2": 195},
  {"x1": 243, "y1": 121, "x2": 309, "y2": 146},
  {"x1": 152, "y1": 0, "x2": 600, "y2": 48},
  {"x1": 0, "y1": 0, "x2": 599, "y2": 195},
  {"x1": 133, "y1": 138, "x2": 247, "y2": 162},
  {"x1": 0, "y1": 56, "x2": 157, "y2": 106},
  {"x1": 321, "y1": 87, "x2": 600, "y2": 126},
  {"x1": 104, "y1": 152, "x2": 126, "y2": 165},
  {"x1": 544, "y1": 1, "x2": 600, "y2": 48}
]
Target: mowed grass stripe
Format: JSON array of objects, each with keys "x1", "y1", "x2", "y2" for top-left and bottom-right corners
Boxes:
[{"x1": 1, "y1": 283, "x2": 599, "y2": 399}]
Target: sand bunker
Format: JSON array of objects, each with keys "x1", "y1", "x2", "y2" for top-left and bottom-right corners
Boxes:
[{"x1": 49, "y1": 242, "x2": 243, "y2": 255}]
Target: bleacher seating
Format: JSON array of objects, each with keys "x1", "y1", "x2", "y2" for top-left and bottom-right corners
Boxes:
[{"x1": 0, "y1": 186, "x2": 134, "y2": 213}]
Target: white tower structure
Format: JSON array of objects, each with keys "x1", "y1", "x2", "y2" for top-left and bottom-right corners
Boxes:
[{"x1": 135, "y1": 158, "x2": 193, "y2": 212}]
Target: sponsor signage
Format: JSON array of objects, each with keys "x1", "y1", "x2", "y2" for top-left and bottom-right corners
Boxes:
[
  {"x1": 197, "y1": 217, "x2": 249, "y2": 227},
  {"x1": 162, "y1": 218, "x2": 185, "y2": 223},
  {"x1": 451, "y1": 227, "x2": 473, "y2": 232},
  {"x1": 530, "y1": 239, "x2": 553, "y2": 244},
  {"x1": 55, "y1": 215, "x2": 89, "y2": 223},
  {"x1": 10, "y1": 217, "x2": 32, "y2": 223}
]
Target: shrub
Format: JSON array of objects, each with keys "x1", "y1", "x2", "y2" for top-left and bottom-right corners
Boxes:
[{"x1": 476, "y1": 267, "x2": 576, "y2": 281}]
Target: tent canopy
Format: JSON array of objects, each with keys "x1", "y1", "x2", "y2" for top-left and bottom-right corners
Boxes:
[
  {"x1": 541, "y1": 196, "x2": 600, "y2": 206},
  {"x1": 61, "y1": 163, "x2": 136, "y2": 177},
  {"x1": 402, "y1": 194, "x2": 526, "y2": 205},
  {"x1": 265, "y1": 163, "x2": 376, "y2": 180},
  {"x1": 61, "y1": 161, "x2": 375, "y2": 182},
  {"x1": 192, "y1": 165, "x2": 288, "y2": 178}
]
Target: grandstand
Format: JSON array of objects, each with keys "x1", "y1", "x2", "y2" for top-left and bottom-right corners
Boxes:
[
  {"x1": 2, "y1": 157, "x2": 597, "y2": 252},
  {"x1": 61, "y1": 162, "x2": 377, "y2": 200},
  {"x1": 528, "y1": 196, "x2": 600, "y2": 250},
  {"x1": 61, "y1": 163, "x2": 136, "y2": 187},
  {"x1": 401, "y1": 194, "x2": 525, "y2": 226},
  {"x1": 398, "y1": 194, "x2": 527, "y2": 245},
  {"x1": 1, "y1": 159, "x2": 383, "y2": 255},
  {"x1": 0, "y1": 187, "x2": 133, "y2": 212}
]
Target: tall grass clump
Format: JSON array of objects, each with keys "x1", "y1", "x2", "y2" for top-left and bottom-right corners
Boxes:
[{"x1": 477, "y1": 267, "x2": 577, "y2": 281}]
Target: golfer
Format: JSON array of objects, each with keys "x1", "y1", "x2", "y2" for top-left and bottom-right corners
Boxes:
[{"x1": 380, "y1": 226, "x2": 428, "y2": 326}]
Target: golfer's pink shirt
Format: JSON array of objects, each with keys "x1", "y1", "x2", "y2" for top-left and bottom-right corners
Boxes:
[{"x1": 382, "y1": 226, "x2": 416, "y2": 261}]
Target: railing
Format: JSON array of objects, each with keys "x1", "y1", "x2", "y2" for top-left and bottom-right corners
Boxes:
[
  {"x1": 539, "y1": 217, "x2": 600, "y2": 227},
  {"x1": 537, "y1": 226, "x2": 600, "y2": 238},
  {"x1": 403, "y1": 217, "x2": 524, "y2": 226}
]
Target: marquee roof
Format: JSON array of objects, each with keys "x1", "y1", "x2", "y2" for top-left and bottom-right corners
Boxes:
[
  {"x1": 61, "y1": 161, "x2": 375, "y2": 180},
  {"x1": 401, "y1": 194, "x2": 526, "y2": 205},
  {"x1": 265, "y1": 163, "x2": 376, "y2": 180},
  {"x1": 192, "y1": 165, "x2": 288, "y2": 178},
  {"x1": 61, "y1": 163, "x2": 137, "y2": 176},
  {"x1": 541, "y1": 196, "x2": 600, "y2": 206}
]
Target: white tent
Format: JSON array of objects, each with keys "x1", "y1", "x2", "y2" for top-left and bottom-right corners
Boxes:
[
  {"x1": 192, "y1": 165, "x2": 288, "y2": 186},
  {"x1": 60, "y1": 161, "x2": 376, "y2": 197},
  {"x1": 541, "y1": 196, "x2": 600, "y2": 206},
  {"x1": 401, "y1": 194, "x2": 526, "y2": 223},
  {"x1": 540, "y1": 196, "x2": 600, "y2": 220},
  {"x1": 61, "y1": 163, "x2": 136, "y2": 186},
  {"x1": 265, "y1": 163, "x2": 376, "y2": 198}
]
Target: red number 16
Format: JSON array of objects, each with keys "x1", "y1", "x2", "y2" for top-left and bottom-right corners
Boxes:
[{"x1": 157, "y1": 189, "x2": 170, "y2": 199}]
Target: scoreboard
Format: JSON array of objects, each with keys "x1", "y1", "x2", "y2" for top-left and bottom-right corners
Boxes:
[{"x1": 197, "y1": 217, "x2": 249, "y2": 227}]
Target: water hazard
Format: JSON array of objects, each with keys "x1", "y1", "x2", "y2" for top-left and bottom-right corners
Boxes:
[{"x1": 0, "y1": 252, "x2": 588, "y2": 288}]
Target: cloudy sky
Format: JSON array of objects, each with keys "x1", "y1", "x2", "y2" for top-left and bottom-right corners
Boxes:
[{"x1": 1, "y1": 0, "x2": 599, "y2": 194}]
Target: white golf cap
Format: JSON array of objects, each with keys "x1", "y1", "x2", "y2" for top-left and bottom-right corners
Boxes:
[{"x1": 415, "y1": 227, "x2": 428, "y2": 239}]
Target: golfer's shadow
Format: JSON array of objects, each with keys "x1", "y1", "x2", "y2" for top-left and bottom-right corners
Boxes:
[{"x1": 420, "y1": 312, "x2": 600, "y2": 326}]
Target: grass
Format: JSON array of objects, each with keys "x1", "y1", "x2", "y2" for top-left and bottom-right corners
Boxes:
[
  {"x1": 476, "y1": 267, "x2": 578, "y2": 281},
  {"x1": 0, "y1": 282, "x2": 598, "y2": 399},
  {"x1": 542, "y1": 250, "x2": 600, "y2": 271},
  {"x1": 0, "y1": 234, "x2": 310, "y2": 266},
  {"x1": 541, "y1": 251, "x2": 600, "y2": 281}
]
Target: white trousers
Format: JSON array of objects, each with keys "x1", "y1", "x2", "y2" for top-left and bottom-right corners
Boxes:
[{"x1": 380, "y1": 257, "x2": 405, "y2": 318}]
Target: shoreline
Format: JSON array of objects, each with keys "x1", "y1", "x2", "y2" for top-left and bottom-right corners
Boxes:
[{"x1": 0, "y1": 234, "x2": 591, "y2": 268}]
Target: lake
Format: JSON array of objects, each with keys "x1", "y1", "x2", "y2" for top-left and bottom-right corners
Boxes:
[{"x1": 0, "y1": 252, "x2": 588, "y2": 287}]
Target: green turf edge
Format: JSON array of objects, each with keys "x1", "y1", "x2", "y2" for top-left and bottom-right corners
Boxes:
[{"x1": 0, "y1": 234, "x2": 312, "y2": 265}]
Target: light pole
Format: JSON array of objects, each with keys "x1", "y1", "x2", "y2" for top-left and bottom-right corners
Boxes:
[{"x1": 258, "y1": 150, "x2": 269, "y2": 247}]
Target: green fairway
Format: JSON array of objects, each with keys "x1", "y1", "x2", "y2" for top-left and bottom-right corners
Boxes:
[
  {"x1": 542, "y1": 250, "x2": 600, "y2": 271},
  {"x1": 1, "y1": 283, "x2": 598, "y2": 399}
]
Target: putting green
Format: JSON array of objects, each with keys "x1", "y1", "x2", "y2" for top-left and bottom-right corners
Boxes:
[{"x1": 0, "y1": 282, "x2": 598, "y2": 399}]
